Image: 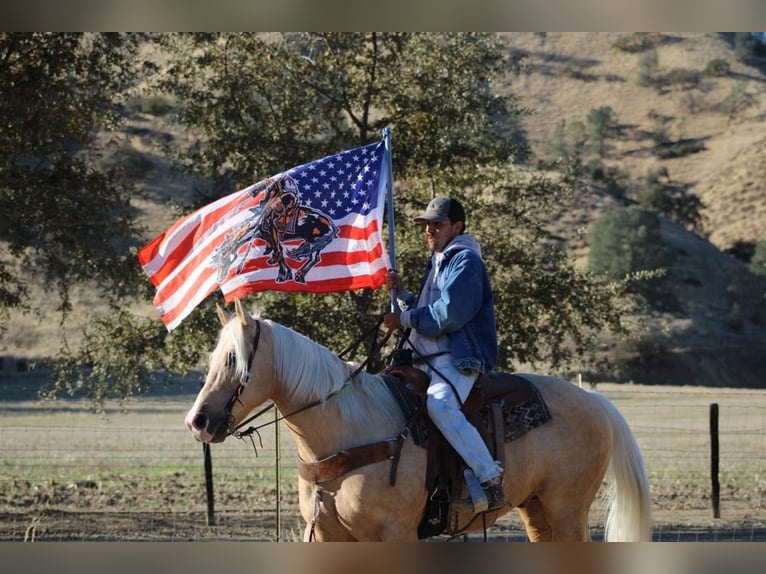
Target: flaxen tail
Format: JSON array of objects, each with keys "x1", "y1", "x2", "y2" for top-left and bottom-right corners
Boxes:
[{"x1": 591, "y1": 392, "x2": 652, "y2": 542}]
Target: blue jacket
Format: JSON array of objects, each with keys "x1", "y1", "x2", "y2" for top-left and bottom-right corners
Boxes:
[{"x1": 399, "y1": 235, "x2": 498, "y2": 373}]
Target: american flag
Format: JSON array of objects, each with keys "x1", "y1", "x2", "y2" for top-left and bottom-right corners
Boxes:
[{"x1": 138, "y1": 140, "x2": 391, "y2": 331}]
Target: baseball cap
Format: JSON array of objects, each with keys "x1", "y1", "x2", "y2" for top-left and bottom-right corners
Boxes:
[{"x1": 413, "y1": 196, "x2": 466, "y2": 224}]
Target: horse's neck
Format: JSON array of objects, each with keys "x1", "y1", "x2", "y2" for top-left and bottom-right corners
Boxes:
[{"x1": 274, "y1": 374, "x2": 402, "y2": 462}]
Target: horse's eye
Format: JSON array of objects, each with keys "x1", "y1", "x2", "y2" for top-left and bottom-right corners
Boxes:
[{"x1": 225, "y1": 352, "x2": 236, "y2": 368}]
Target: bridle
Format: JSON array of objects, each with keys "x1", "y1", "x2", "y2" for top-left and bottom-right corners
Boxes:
[
  {"x1": 221, "y1": 315, "x2": 388, "y2": 441},
  {"x1": 224, "y1": 320, "x2": 262, "y2": 436}
]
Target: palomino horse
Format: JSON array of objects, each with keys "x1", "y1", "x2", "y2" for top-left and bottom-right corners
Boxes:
[{"x1": 185, "y1": 300, "x2": 652, "y2": 542}]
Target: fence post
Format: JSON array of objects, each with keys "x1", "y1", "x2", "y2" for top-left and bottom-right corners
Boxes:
[
  {"x1": 710, "y1": 403, "x2": 720, "y2": 519},
  {"x1": 203, "y1": 442, "x2": 215, "y2": 526},
  {"x1": 275, "y1": 407, "x2": 281, "y2": 541}
]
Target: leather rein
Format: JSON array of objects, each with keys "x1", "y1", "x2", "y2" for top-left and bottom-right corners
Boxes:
[{"x1": 225, "y1": 318, "x2": 386, "y2": 441}]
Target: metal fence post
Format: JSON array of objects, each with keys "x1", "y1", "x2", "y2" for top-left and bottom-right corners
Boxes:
[{"x1": 710, "y1": 402, "x2": 720, "y2": 519}]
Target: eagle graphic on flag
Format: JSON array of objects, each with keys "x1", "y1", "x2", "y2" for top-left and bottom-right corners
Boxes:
[{"x1": 138, "y1": 140, "x2": 391, "y2": 330}]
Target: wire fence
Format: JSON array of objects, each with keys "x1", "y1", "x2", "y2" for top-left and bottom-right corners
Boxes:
[{"x1": 1, "y1": 378, "x2": 765, "y2": 541}]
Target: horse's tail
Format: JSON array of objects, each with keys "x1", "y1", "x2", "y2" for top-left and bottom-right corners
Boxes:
[{"x1": 591, "y1": 392, "x2": 652, "y2": 542}]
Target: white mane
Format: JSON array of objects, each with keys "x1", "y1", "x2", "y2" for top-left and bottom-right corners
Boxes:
[{"x1": 219, "y1": 316, "x2": 403, "y2": 427}]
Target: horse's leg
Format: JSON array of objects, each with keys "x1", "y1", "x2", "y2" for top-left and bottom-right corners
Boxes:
[
  {"x1": 516, "y1": 497, "x2": 552, "y2": 542},
  {"x1": 298, "y1": 481, "x2": 358, "y2": 542}
]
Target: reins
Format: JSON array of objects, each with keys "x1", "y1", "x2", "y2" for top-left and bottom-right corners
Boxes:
[{"x1": 227, "y1": 315, "x2": 390, "y2": 441}]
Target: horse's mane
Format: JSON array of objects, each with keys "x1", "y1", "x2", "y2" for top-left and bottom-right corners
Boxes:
[{"x1": 219, "y1": 316, "x2": 403, "y2": 427}]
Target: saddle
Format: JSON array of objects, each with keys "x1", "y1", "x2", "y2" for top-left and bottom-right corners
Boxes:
[{"x1": 382, "y1": 366, "x2": 552, "y2": 539}]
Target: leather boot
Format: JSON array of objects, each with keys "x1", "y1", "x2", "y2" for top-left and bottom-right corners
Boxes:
[{"x1": 481, "y1": 476, "x2": 506, "y2": 511}]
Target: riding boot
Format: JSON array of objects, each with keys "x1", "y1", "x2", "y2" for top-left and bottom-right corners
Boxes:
[{"x1": 481, "y1": 476, "x2": 507, "y2": 511}]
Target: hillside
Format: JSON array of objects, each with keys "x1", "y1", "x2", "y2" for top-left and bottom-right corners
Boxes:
[
  {"x1": 502, "y1": 32, "x2": 766, "y2": 387},
  {"x1": 2, "y1": 33, "x2": 765, "y2": 388}
]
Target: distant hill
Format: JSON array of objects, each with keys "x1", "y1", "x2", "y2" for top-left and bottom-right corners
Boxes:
[
  {"x1": 502, "y1": 32, "x2": 766, "y2": 387},
  {"x1": 3, "y1": 33, "x2": 765, "y2": 388}
]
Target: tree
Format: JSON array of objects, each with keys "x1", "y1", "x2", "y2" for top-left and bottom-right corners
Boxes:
[
  {"x1": 586, "y1": 106, "x2": 617, "y2": 157},
  {"x1": 39, "y1": 33, "x2": 632, "y2": 404},
  {"x1": 636, "y1": 168, "x2": 704, "y2": 233},
  {"x1": 588, "y1": 205, "x2": 675, "y2": 298},
  {"x1": 0, "y1": 33, "x2": 148, "y2": 335},
  {"x1": 751, "y1": 240, "x2": 766, "y2": 278}
]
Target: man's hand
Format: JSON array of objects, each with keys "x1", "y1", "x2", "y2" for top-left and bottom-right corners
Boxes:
[
  {"x1": 383, "y1": 311, "x2": 403, "y2": 331},
  {"x1": 385, "y1": 271, "x2": 404, "y2": 293}
]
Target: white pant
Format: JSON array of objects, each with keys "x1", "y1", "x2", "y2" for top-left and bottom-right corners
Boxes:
[{"x1": 423, "y1": 354, "x2": 503, "y2": 484}]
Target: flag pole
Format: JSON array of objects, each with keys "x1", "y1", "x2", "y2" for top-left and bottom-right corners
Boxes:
[{"x1": 383, "y1": 128, "x2": 397, "y2": 312}]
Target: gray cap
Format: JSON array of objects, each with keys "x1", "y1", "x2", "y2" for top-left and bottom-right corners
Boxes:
[{"x1": 413, "y1": 196, "x2": 466, "y2": 224}]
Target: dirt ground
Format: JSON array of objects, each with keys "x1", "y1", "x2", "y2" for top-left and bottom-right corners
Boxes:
[{"x1": 2, "y1": 472, "x2": 765, "y2": 542}]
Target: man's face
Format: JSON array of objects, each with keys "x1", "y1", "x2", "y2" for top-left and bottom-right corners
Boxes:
[{"x1": 423, "y1": 220, "x2": 462, "y2": 253}]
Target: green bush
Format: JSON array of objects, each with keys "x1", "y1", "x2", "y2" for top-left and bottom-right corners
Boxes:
[
  {"x1": 126, "y1": 94, "x2": 175, "y2": 117},
  {"x1": 665, "y1": 68, "x2": 701, "y2": 89},
  {"x1": 654, "y1": 140, "x2": 706, "y2": 159},
  {"x1": 751, "y1": 240, "x2": 766, "y2": 277},
  {"x1": 588, "y1": 205, "x2": 675, "y2": 295},
  {"x1": 704, "y1": 58, "x2": 730, "y2": 77},
  {"x1": 613, "y1": 33, "x2": 663, "y2": 53}
]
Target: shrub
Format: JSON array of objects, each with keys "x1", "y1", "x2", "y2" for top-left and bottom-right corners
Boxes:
[
  {"x1": 751, "y1": 240, "x2": 766, "y2": 277},
  {"x1": 704, "y1": 58, "x2": 730, "y2": 77},
  {"x1": 654, "y1": 140, "x2": 706, "y2": 159},
  {"x1": 638, "y1": 49, "x2": 659, "y2": 87},
  {"x1": 588, "y1": 205, "x2": 675, "y2": 296},
  {"x1": 665, "y1": 68, "x2": 701, "y2": 89},
  {"x1": 613, "y1": 33, "x2": 663, "y2": 53}
]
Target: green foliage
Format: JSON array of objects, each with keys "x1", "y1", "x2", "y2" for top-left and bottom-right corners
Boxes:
[
  {"x1": 704, "y1": 58, "x2": 731, "y2": 77},
  {"x1": 612, "y1": 33, "x2": 663, "y2": 53},
  {"x1": 654, "y1": 140, "x2": 706, "y2": 159},
  {"x1": 751, "y1": 241, "x2": 766, "y2": 277},
  {"x1": 583, "y1": 159, "x2": 629, "y2": 198},
  {"x1": 646, "y1": 109, "x2": 672, "y2": 146},
  {"x1": 547, "y1": 119, "x2": 586, "y2": 159},
  {"x1": 665, "y1": 68, "x2": 701, "y2": 89},
  {"x1": 586, "y1": 106, "x2": 617, "y2": 157},
  {"x1": 44, "y1": 303, "x2": 218, "y2": 408},
  {"x1": 9, "y1": 33, "x2": 633, "y2": 404},
  {"x1": 637, "y1": 49, "x2": 659, "y2": 87},
  {"x1": 125, "y1": 94, "x2": 176, "y2": 117},
  {"x1": 0, "y1": 33, "x2": 148, "y2": 322},
  {"x1": 716, "y1": 82, "x2": 757, "y2": 122},
  {"x1": 734, "y1": 32, "x2": 759, "y2": 63},
  {"x1": 636, "y1": 168, "x2": 704, "y2": 233},
  {"x1": 588, "y1": 205, "x2": 675, "y2": 297},
  {"x1": 157, "y1": 32, "x2": 529, "y2": 193}
]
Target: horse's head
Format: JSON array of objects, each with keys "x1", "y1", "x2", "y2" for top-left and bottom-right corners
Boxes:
[{"x1": 184, "y1": 299, "x2": 274, "y2": 443}]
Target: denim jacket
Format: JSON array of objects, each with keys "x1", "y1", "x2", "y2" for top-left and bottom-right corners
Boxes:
[{"x1": 398, "y1": 234, "x2": 498, "y2": 373}]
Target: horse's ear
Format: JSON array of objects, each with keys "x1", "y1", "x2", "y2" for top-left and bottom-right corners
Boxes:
[
  {"x1": 234, "y1": 298, "x2": 249, "y2": 327},
  {"x1": 215, "y1": 303, "x2": 228, "y2": 326}
]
